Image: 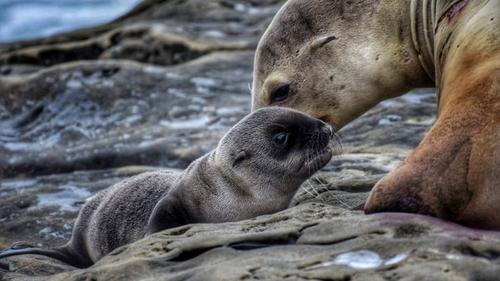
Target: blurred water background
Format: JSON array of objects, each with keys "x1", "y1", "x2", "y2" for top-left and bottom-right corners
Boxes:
[{"x1": 0, "y1": 0, "x2": 141, "y2": 43}]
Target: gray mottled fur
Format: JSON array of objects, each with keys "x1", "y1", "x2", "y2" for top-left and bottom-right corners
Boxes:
[
  {"x1": 0, "y1": 107, "x2": 334, "y2": 267},
  {"x1": 77, "y1": 170, "x2": 178, "y2": 262}
]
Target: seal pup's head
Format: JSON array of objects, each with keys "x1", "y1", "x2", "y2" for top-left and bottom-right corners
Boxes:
[
  {"x1": 215, "y1": 107, "x2": 336, "y2": 192},
  {"x1": 147, "y1": 107, "x2": 336, "y2": 233}
]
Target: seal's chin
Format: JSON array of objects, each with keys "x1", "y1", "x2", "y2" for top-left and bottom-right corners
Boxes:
[{"x1": 302, "y1": 147, "x2": 333, "y2": 173}]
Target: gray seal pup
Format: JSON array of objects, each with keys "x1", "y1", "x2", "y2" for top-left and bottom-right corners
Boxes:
[
  {"x1": 0, "y1": 107, "x2": 335, "y2": 268},
  {"x1": 251, "y1": 0, "x2": 500, "y2": 229}
]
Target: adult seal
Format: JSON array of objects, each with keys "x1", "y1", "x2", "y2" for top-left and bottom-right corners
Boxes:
[
  {"x1": 0, "y1": 107, "x2": 335, "y2": 268},
  {"x1": 252, "y1": 0, "x2": 500, "y2": 228}
]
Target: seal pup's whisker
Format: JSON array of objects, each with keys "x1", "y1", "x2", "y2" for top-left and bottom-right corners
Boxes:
[
  {"x1": 331, "y1": 131, "x2": 343, "y2": 155},
  {"x1": 308, "y1": 177, "x2": 325, "y2": 202},
  {"x1": 302, "y1": 180, "x2": 322, "y2": 202},
  {"x1": 311, "y1": 175, "x2": 336, "y2": 206},
  {"x1": 307, "y1": 174, "x2": 352, "y2": 209},
  {"x1": 305, "y1": 179, "x2": 328, "y2": 204}
]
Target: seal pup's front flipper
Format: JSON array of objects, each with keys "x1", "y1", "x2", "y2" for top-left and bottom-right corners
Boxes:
[{"x1": 146, "y1": 193, "x2": 188, "y2": 235}]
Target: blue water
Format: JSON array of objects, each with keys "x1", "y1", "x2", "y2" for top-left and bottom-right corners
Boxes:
[{"x1": 0, "y1": 0, "x2": 141, "y2": 43}]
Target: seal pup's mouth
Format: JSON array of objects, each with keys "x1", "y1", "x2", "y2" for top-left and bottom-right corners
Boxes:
[
  {"x1": 303, "y1": 146, "x2": 334, "y2": 172},
  {"x1": 300, "y1": 123, "x2": 341, "y2": 174}
]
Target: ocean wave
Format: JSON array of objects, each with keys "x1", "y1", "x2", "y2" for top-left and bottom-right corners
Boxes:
[{"x1": 0, "y1": 0, "x2": 140, "y2": 43}]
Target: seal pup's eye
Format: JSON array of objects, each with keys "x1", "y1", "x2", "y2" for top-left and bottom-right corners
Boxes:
[
  {"x1": 270, "y1": 84, "x2": 290, "y2": 103},
  {"x1": 272, "y1": 132, "x2": 289, "y2": 148}
]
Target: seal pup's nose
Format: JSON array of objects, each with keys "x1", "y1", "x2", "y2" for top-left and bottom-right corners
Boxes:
[
  {"x1": 311, "y1": 121, "x2": 333, "y2": 149},
  {"x1": 316, "y1": 120, "x2": 333, "y2": 138},
  {"x1": 321, "y1": 124, "x2": 333, "y2": 138}
]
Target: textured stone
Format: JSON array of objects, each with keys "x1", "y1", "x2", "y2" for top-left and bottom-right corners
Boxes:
[
  {"x1": 4, "y1": 203, "x2": 500, "y2": 281},
  {"x1": 3, "y1": 0, "x2": 487, "y2": 280}
]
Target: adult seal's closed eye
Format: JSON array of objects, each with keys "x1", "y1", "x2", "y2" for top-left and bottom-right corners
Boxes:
[
  {"x1": 252, "y1": 0, "x2": 500, "y2": 229},
  {"x1": 0, "y1": 107, "x2": 335, "y2": 268}
]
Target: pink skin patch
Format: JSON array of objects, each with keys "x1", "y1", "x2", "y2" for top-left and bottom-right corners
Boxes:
[
  {"x1": 436, "y1": 0, "x2": 471, "y2": 33},
  {"x1": 446, "y1": 0, "x2": 470, "y2": 21}
]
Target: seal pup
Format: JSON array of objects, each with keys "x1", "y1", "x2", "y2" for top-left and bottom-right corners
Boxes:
[
  {"x1": 252, "y1": 0, "x2": 500, "y2": 228},
  {"x1": 0, "y1": 107, "x2": 336, "y2": 268}
]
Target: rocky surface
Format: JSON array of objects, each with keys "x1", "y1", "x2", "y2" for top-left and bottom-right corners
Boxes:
[
  {"x1": 4, "y1": 203, "x2": 500, "y2": 281},
  {"x1": 3, "y1": 0, "x2": 491, "y2": 280}
]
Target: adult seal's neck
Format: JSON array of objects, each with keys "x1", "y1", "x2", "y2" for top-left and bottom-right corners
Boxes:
[
  {"x1": 410, "y1": 0, "x2": 480, "y2": 105},
  {"x1": 410, "y1": 0, "x2": 437, "y2": 83}
]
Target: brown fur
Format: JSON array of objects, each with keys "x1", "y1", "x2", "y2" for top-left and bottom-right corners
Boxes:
[
  {"x1": 253, "y1": 0, "x2": 500, "y2": 229},
  {"x1": 366, "y1": 0, "x2": 500, "y2": 229}
]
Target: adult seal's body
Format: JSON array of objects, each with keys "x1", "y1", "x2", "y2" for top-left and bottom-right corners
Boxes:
[
  {"x1": 252, "y1": 0, "x2": 500, "y2": 228},
  {"x1": 0, "y1": 108, "x2": 335, "y2": 268}
]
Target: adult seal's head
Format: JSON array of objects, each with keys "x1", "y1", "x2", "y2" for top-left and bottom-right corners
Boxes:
[
  {"x1": 252, "y1": 0, "x2": 500, "y2": 230},
  {"x1": 148, "y1": 107, "x2": 336, "y2": 232},
  {"x1": 251, "y1": 0, "x2": 433, "y2": 128}
]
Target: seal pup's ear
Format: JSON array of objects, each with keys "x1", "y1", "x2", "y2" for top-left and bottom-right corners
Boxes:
[
  {"x1": 233, "y1": 150, "x2": 249, "y2": 167},
  {"x1": 310, "y1": 35, "x2": 337, "y2": 51},
  {"x1": 146, "y1": 195, "x2": 188, "y2": 235}
]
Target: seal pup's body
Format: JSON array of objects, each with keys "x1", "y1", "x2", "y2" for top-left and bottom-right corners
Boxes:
[
  {"x1": 0, "y1": 107, "x2": 335, "y2": 267},
  {"x1": 252, "y1": 0, "x2": 500, "y2": 229}
]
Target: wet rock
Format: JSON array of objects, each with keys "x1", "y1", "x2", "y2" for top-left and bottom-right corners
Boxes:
[
  {"x1": 340, "y1": 89, "x2": 437, "y2": 152},
  {"x1": 4, "y1": 203, "x2": 500, "y2": 281},
  {"x1": 0, "y1": 52, "x2": 253, "y2": 178},
  {"x1": 0, "y1": 0, "x2": 283, "y2": 68},
  {"x1": 291, "y1": 152, "x2": 406, "y2": 209},
  {"x1": 168, "y1": 105, "x2": 202, "y2": 118}
]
